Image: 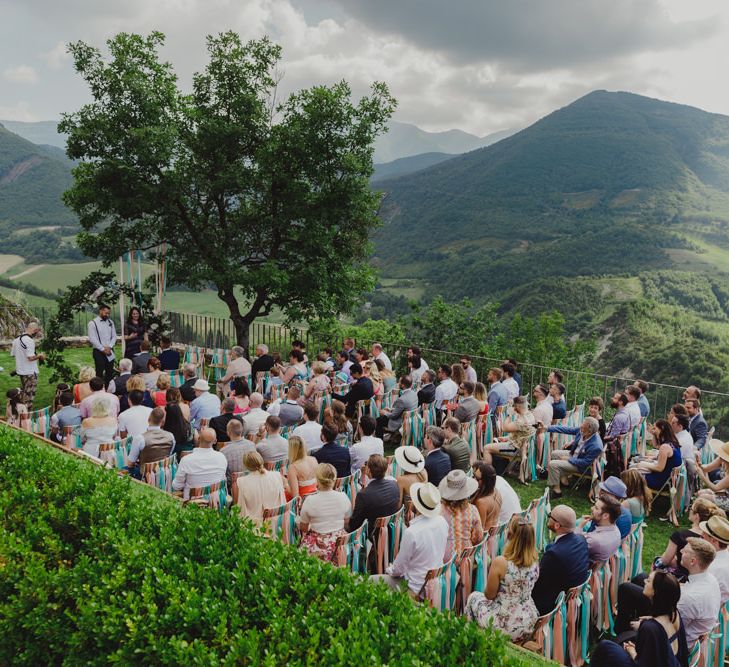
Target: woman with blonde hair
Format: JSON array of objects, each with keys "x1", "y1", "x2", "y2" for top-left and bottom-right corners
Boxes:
[
  {"x1": 473, "y1": 382, "x2": 489, "y2": 414},
  {"x1": 621, "y1": 468, "x2": 652, "y2": 524},
  {"x1": 303, "y1": 360, "x2": 330, "y2": 400},
  {"x1": 299, "y1": 463, "x2": 352, "y2": 561},
  {"x1": 375, "y1": 358, "x2": 397, "y2": 395},
  {"x1": 73, "y1": 366, "x2": 95, "y2": 403},
  {"x1": 236, "y1": 451, "x2": 286, "y2": 526},
  {"x1": 81, "y1": 397, "x2": 118, "y2": 458},
  {"x1": 283, "y1": 436, "x2": 318, "y2": 500},
  {"x1": 126, "y1": 374, "x2": 154, "y2": 408},
  {"x1": 153, "y1": 373, "x2": 171, "y2": 407},
  {"x1": 364, "y1": 360, "x2": 384, "y2": 401},
  {"x1": 465, "y1": 515, "x2": 540, "y2": 640},
  {"x1": 697, "y1": 439, "x2": 729, "y2": 512}
]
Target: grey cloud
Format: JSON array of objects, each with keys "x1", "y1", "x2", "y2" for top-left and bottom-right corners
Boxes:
[{"x1": 313, "y1": 0, "x2": 716, "y2": 71}]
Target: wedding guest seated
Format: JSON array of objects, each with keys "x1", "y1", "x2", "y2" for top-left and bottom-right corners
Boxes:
[
  {"x1": 465, "y1": 515, "x2": 540, "y2": 641},
  {"x1": 255, "y1": 415, "x2": 289, "y2": 463},
  {"x1": 251, "y1": 344, "x2": 275, "y2": 378},
  {"x1": 442, "y1": 417, "x2": 471, "y2": 473},
  {"x1": 172, "y1": 428, "x2": 227, "y2": 500},
  {"x1": 80, "y1": 397, "x2": 118, "y2": 459},
  {"x1": 126, "y1": 407, "x2": 175, "y2": 477},
  {"x1": 394, "y1": 445, "x2": 428, "y2": 509},
  {"x1": 582, "y1": 476, "x2": 632, "y2": 539},
  {"x1": 439, "y1": 469, "x2": 484, "y2": 561},
  {"x1": 209, "y1": 398, "x2": 244, "y2": 444},
  {"x1": 73, "y1": 366, "x2": 95, "y2": 403},
  {"x1": 303, "y1": 361, "x2": 331, "y2": 400},
  {"x1": 279, "y1": 349, "x2": 308, "y2": 385},
  {"x1": 349, "y1": 454, "x2": 401, "y2": 539},
  {"x1": 470, "y1": 462, "x2": 501, "y2": 529},
  {"x1": 80, "y1": 376, "x2": 120, "y2": 419},
  {"x1": 417, "y1": 369, "x2": 436, "y2": 406},
  {"x1": 531, "y1": 504, "x2": 590, "y2": 615},
  {"x1": 153, "y1": 373, "x2": 171, "y2": 407},
  {"x1": 621, "y1": 469, "x2": 652, "y2": 525},
  {"x1": 235, "y1": 451, "x2": 286, "y2": 526},
  {"x1": 216, "y1": 346, "x2": 252, "y2": 396},
  {"x1": 585, "y1": 496, "x2": 622, "y2": 563},
  {"x1": 482, "y1": 395, "x2": 535, "y2": 469},
  {"x1": 292, "y1": 402, "x2": 324, "y2": 454},
  {"x1": 163, "y1": 396, "x2": 194, "y2": 459},
  {"x1": 283, "y1": 435, "x2": 318, "y2": 500},
  {"x1": 142, "y1": 356, "x2": 163, "y2": 392},
  {"x1": 331, "y1": 363, "x2": 374, "y2": 418},
  {"x1": 242, "y1": 393, "x2": 268, "y2": 436},
  {"x1": 313, "y1": 423, "x2": 351, "y2": 478},
  {"x1": 300, "y1": 463, "x2": 352, "y2": 562},
  {"x1": 118, "y1": 389, "x2": 152, "y2": 438},
  {"x1": 633, "y1": 419, "x2": 682, "y2": 491},
  {"x1": 219, "y1": 419, "x2": 255, "y2": 481},
  {"x1": 125, "y1": 374, "x2": 154, "y2": 410},
  {"x1": 157, "y1": 336, "x2": 180, "y2": 371},
  {"x1": 454, "y1": 381, "x2": 481, "y2": 423},
  {"x1": 166, "y1": 387, "x2": 190, "y2": 421},
  {"x1": 350, "y1": 415, "x2": 384, "y2": 473},
  {"x1": 550, "y1": 383, "x2": 567, "y2": 420},
  {"x1": 179, "y1": 363, "x2": 200, "y2": 403},
  {"x1": 108, "y1": 358, "x2": 132, "y2": 404},
  {"x1": 699, "y1": 515, "x2": 729, "y2": 604},
  {"x1": 275, "y1": 386, "x2": 305, "y2": 427},
  {"x1": 375, "y1": 376, "x2": 417, "y2": 438},
  {"x1": 423, "y1": 426, "x2": 452, "y2": 488},
  {"x1": 131, "y1": 340, "x2": 151, "y2": 375},
  {"x1": 589, "y1": 396, "x2": 607, "y2": 440},
  {"x1": 322, "y1": 399, "x2": 352, "y2": 446},
  {"x1": 50, "y1": 390, "x2": 82, "y2": 442},
  {"x1": 229, "y1": 377, "x2": 250, "y2": 414},
  {"x1": 189, "y1": 379, "x2": 221, "y2": 429}
]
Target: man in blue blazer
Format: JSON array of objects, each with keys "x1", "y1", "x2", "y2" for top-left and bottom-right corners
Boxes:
[
  {"x1": 531, "y1": 505, "x2": 590, "y2": 615},
  {"x1": 686, "y1": 398, "x2": 708, "y2": 451}
]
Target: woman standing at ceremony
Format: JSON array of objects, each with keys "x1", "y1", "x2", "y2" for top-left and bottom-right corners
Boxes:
[
  {"x1": 284, "y1": 436, "x2": 318, "y2": 500},
  {"x1": 123, "y1": 306, "x2": 146, "y2": 358},
  {"x1": 465, "y1": 515, "x2": 539, "y2": 641},
  {"x1": 299, "y1": 463, "x2": 351, "y2": 561},
  {"x1": 592, "y1": 571, "x2": 688, "y2": 667}
]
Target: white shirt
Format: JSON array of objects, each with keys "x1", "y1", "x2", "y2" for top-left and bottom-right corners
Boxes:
[
  {"x1": 118, "y1": 405, "x2": 153, "y2": 438},
  {"x1": 625, "y1": 401, "x2": 642, "y2": 428},
  {"x1": 678, "y1": 570, "x2": 721, "y2": 645},
  {"x1": 375, "y1": 351, "x2": 392, "y2": 371},
  {"x1": 389, "y1": 513, "x2": 449, "y2": 594},
  {"x1": 172, "y1": 447, "x2": 227, "y2": 500},
  {"x1": 242, "y1": 407, "x2": 269, "y2": 436},
  {"x1": 293, "y1": 420, "x2": 323, "y2": 453},
  {"x1": 464, "y1": 366, "x2": 478, "y2": 384},
  {"x1": 87, "y1": 316, "x2": 117, "y2": 358},
  {"x1": 11, "y1": 334, "x2": 38, "y2": 375},
  {"x1": 495, "y1": 475, "x2": 522, "y2": 524},
  {"x1": 300, "y1": 490, "x2": 352, "y2": 533},
  {"x1": 410, "y1": 365, "x2": 426, "y2": 384},
  {"x1": 434, "y1": 378, "x2": 458, "y2": 409},
  {"x1": 709, "y1": 549, "x2": 729, "y2": 604},
  {"x1": 266, "y1": 399, "x2": 282, "y2": 416},
  {"x1": 533, "y1": 399, "x2": 554, "y2": 427},
  {"x1": 502, "y1": 377, "x2": 520, "y2": 401},
  {"x1": 350, "y1": 434, "x2": 384, "y2": 473},
  {"x1": 676, "y1": 429, "x2": 694, "y2": 464}
]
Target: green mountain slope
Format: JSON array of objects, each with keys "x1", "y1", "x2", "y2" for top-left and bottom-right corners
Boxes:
[
  {"x1": 0, "y1": 123, "x2": 75, "y2": 227},
  {"x1": 372, "y1": 152, "x2": 456, "y2": 182},
  {"x1": 373, "y1": 91, "x2": 729, "y2": 296}
]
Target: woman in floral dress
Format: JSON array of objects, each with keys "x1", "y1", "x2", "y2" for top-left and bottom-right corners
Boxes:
[{"x1": 465, "y1": 515, "x2": 540, "y2": 641}]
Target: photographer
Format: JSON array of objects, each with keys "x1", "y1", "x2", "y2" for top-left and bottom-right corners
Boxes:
[{"x1": 10, "y1": 320, "x2": 45, "y2": 410}]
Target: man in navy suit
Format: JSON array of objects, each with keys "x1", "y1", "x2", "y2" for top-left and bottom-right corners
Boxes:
[
  {"x1": 332, "y1": 363, "x2": 374, "y2": 418},
  {"x1": 531, "y1": 504, "x2": 590, "y2": 615},
  {"x1": 686, "y1": 398, "x2": 708, "y2": 451}
]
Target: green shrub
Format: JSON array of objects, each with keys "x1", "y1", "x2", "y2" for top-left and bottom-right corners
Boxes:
[{"x1": 0, "y1": 429, "x2": 525, "y2": 665}]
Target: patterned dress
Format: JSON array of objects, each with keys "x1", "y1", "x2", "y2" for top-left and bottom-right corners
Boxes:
[
  {"x1": 442, "y1": 503, "x2": 484, "y2": 561},
  {"x1": 465, "y1": 560, "x2": 540, "y2": 641}
]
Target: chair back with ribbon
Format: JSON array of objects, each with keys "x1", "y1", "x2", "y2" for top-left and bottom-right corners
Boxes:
[
  {"x1": 22, "y1": 406, "x2": 51, "y2": 439},
  {"x1": 385, "y1": 455, "x2": 401, "y2": 480},
  {"x1": 334, "y1": 520, "x2": 368, "y2": 574},
  {"x1": 264, "y1": 458, "x2": 289, "y2": 475},
  {"x1": 536, "y1": 429, "x2": 550, "y2": 471},
  {"x1": 521, "y1": 432, "x2": 538, "y2": 483},
  {"x1": 62, "y1": 424, "x2": 83, "y2": 449},
  {"x1": 624, "y1": 521, "x2": 644, "y2": 580},
  {"x1": 565, "y1": 578, "x2": 592, "y2": 667},
  {"x1": 589, "y1": 559, "x2": 614, "y2": 634},
  {"x1": 663, "y1": 463, "x2": 689, "y2": 526},
  {"x1": 140, "y1": 454, "x2": 178, "y2": 493},
  {"x1": 526, "y1": 487, "x2": 550, "y2": 552},
  {"x1": 314, "y1": 391, "x2": 332, "y2": 423},
  {"x1": 356, "y1": 398, "x2": 380, "y2": 421},
  {"x1": 334, "y1": 470, "x2": 361, "y2": 508},
  {"x1": 183, "y1": 345, "x2": 206, "y2": 367},
  {"x1": 461, "y1": 419, "x2": 478, "y2": 464},
  {"x1": 187, "y1": 480, "x2": 229, "y2": 513},
  {"x1": 688, "y1": 633, "x2": 708, "y2": 667},
  {"x1": 420, "y1": 402, "x2": 437, "y2": 428},
  {"x1": 550, "y1": 413, "x2": 572, "y2": 451},
  {"x1": 230, "y1": 470, "x2": 246, "y2": 506},
  {"x1": 401, "y1": 409, "x2": 424, "y2": 448},
  {"x1": 261, "y1": 498, "x2": 299, "y2": 545},
  {"x1": 255, "y1": 371, "x2": 271, "y2": 395},
  {"x1": 589, "y1": 454, "x2": 606, "y2": 503},
  {"x1": 532, "y1": 591, "x2": 566, "y2": 665},
  {"x1": 269, "y1": 383, "x2": 287, "y2": 403},
  {"x1": 608, "y1": 545, "x2": 629, "y2": 621},
  {"x1": 372, "y1": 506, "x2": 406, "y2": 574},
  {"x1": 707, "y1": 601, "x2": 729, "y2": 667},
  {"x1": 98, "y1": 436, "x2": 134, "y2": 470},
  {"x1": 208, "y1": 347, "x2": 231, "y2": 382},
  {"x1": 476, "y1": 413, "x2": 492, "y2": 457},
  {"x1": 486, "y1": 520, "x2": 512, "y2": 560},
  {"x1": 455, "y1": 536, "x2": 488, "y2": 614},
  {"x1": 420, "y1": 555, "x2": 458, "y2": 611}
]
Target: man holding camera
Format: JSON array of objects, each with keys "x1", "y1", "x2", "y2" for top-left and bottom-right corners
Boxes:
[{"x1": 10, "y1": 320, "x2": 45, "y2": 409}]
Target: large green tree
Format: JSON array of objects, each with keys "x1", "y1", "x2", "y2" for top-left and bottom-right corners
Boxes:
[{"x1": 60, "y1": 31, "x2": 395, "y2": 351}]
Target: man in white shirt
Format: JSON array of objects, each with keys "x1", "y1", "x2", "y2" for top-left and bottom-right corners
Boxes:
[
  {"x1": 678, "y1": 537, "x2": 721, "y2": 646},
  {"x1": 350, "y1": 415, "x2": 384, "y2": 473},
  {"x1": 532, "y1": 384, "x2": 553, "y2": 427},
  {"x1": 624, "y1": 386, "x2": 643, "y2": 428},
  {"x1": 371, "y1": 343, "x2": 392, "y2": 371},
  {"x1": 172, "y1": 428, "x2": 227, "y2": 500},
  {"x1": 292, "y1": 402, "x2": 324, "y2": 453},
  {"x1": 434, "y1": 364, "x2": 458, "y2": 411},
  {"x1": 672, "y1": 412, "x2": 696, "y2": 484},
  {"x1": 10, "y1": 320, "x2": 44, "y2": 409},
  {"x1": 699, "y1": 516, "x2": 729, "y2": 604},
  {"x1": 460, "y1": 355, "x2": 478, "y2": 384},
  {"x1": 370, "y1": 482, "x2": 448, "y2": 597},
  {"x1": 495, "y1": 475, "x2": 522, "y2": 524},
  {"x1": 80, "y1": 376, "x2": 121, "y2": 418},
  {"x1": 243, "y1": 392, "x2": 269, "y2": 436},
  {"x1": 87, "y1": 304, "x2": 117, "y2": 385},
  {"x1": 118, "y1": 389, "x2": 153, "y2": 437}
]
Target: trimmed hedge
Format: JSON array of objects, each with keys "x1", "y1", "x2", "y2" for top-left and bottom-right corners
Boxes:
[{"x1": 0, "y1": 429, "x2": 528, "y2": 665}]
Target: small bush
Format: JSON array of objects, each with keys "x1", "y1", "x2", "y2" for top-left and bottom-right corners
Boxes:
[{"x1": 0, "y1": 429, "x2": 522, "y2": 665}]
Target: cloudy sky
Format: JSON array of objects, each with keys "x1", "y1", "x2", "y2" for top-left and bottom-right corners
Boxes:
[{"x1": 1, "y1": 0, "x2": 727, "y2": 135}]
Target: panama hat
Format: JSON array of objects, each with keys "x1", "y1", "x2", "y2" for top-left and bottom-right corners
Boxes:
[
  {"x1": 410, "y1": 482, "x2": 442, "y2": 518},
  {"x1": 193, "y1": 379, "x2": 211, "y2": 392},
  {"x1": 710, "y1": 439, "x2": 729, "y2": 463},
  {"x1": 439, "y1": 469, "x2": 479, "y2": 501},
  {"x1": 394, "y1": 445, "x2": 425, "y2": 474},
  {"x1": 699, "y1": 515, "x2": 729, "y2": 545}
]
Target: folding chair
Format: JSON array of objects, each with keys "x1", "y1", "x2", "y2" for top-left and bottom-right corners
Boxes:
[
  {"x1": 589, "y1": 559, "x2": 614, "y2": 634},
  {"x1": 707, "y1": 601, "x2": 729, "y2": 667},
  {"x1": 334, "y1": 520, "x2": 368, "y2": 574},
  {"x1": 22, "y1": 406, "x2": 51, "y2": 439},
  {"x1": 651, "y1": 463, "x2": 688, "y2": 526},
  {"x1": 529, "y1": 592, "x2": 566, "y2": 663},
  {"x1": 255, "y1": 371, "x2": 271, "y2": 395},
  {"x1": 261, "y1": 498, "x2": 299, "y2": 545},
  {"x1": 688, "y1": 633, "x2": 709, "y2": 667},
  {"x1": 187, "y1": 479, "x2": 229, "y2": 513},
  {"x1": 208, "y1": 347, "x2": 231, "y2": 383},
  {"x1": 420, "y1": 402, "x2": 437, "y2": 428},
  {"x1": 476, "y1": 413, "x2": 492, "y2": 458},
  {"x1": 455, "y1": 537, "x2": 488, "y2": 614},
  {"x1": 401, "y1": 409, "x2": 424, "y2": 448},
  {"x1": 567, "y1": 453, "x2": 605, "y2": 502},
  {"x1": 461, "y1": 419, "x2": 478, "y2": 464},
  {"x1": 624, "y1": 521, "x2": 644, "y2": 580},
  {"x1": 334, "y1": 470, "x2": 361, "y2": 509},
  {"x1": 371, "y1": 506, "x2": 406, "y2": 574},
  {"x1": 98, "y1": 436, "x2": 134, "y2": 470},
  {"x1": 486, "y1": 519, "x2": 513, "y2": 560},
  {"x1": 385, "y1": 454, "x2": 401, "y2": 480},
  {"x1": 565, "y1": 578, "x2": 592, "y2": 667},
  {"x1": 62, "y1": 424, "x2": 83, "y2": 450},
  {"x1": 420, "y1": 555, "x2": 458, "y2": 611},
  {"x1": 141, "y1": 454, "x2": 178, "y2": 493},
  {"x1": 526, "y1": 487, "x2": 550, "y2": 552}
]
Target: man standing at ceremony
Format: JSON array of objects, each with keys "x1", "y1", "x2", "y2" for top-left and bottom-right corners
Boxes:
[
  {"x1": 10, "y1": 320, "x2": 44, "y2": 409},
  {"x1": 87, "y1": 304, "x2": 117, "y2": 386}
]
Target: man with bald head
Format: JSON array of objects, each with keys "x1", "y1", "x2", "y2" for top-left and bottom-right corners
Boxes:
[
  {"x1": 172, "y1": 427, "x2": 227, "y2": 499},
  {"x1": 531, "y1": 504, "x2": 590, "y2": 615}
]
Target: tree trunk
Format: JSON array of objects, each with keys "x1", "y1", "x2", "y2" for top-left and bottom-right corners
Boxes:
[
  {"x1": 232, "y1": 316, "x2": 251, "y2": 357},
  {"x1": 217, "y1": 288, "x2": 252, "y2": 359}
]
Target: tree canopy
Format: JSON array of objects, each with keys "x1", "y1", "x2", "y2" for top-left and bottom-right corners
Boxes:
[{"x1": 60, "y1": 31, "x2": 396, "y2": 349}]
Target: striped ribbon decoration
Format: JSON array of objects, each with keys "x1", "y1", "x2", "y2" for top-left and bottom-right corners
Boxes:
[
  {"x1": 565, "y1": 578, "x2": 592, "y2": 667},
  {"x1": 589, "y1": 560, "x2": 614, "y2": 634},
  {"x1": 334, "y1": 470, "x2": 361, "y2": 509},
  {"x1": 401, "y1": 409, "x2": 424, "y2": 448},
  {"x1": 527, "y1": 488, "x2": 551, "y2": 552},
  {"x1": 461, "y1": 419, "x2": 478, "y2": 464},
  {"x1": 455, "y1": 537, "x2": 488, "y2": 614},
  {"x1": 98, "y1": 436, "x2": 134, "y2": 470},
  {"x1": 533, "y1": 591, "x2": 566, "y2": 664},
  {"x1": 625, "y1": 521, "x2": 644, "y2": 580},
  {"x1": 707, "y1": 602, "x2": 729, "y2": 667},
  {"x1": 373, "y1": 506, "x2": 405, "y2": 574},
  {"x1": 262, "y1": 498, "x2": 299, "y2": 545},
  {"x1": 21, "y1": 406, "x2": 51, "y2": 439},
  {"x1": 264, "y1": 458, "x2": 289, "y2": 476},
  {"x1": 486, "y1": 520, "x2": 511, "y2": 560},
  {"x1": 334, "y1": 520, "x2": 368, "y2": 574},
  {"x1": 421, "y1": 556, "x2": 458, "y2": 611},
  {"x1": 141, "y1": 454, "x2": 178, "y2": 494},
  {"x1": 208, "y1": 347, "x2": 231, "y2": 382}
]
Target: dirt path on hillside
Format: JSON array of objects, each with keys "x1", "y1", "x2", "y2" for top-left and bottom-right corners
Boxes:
[{"x1": 8, "y1": 264, "x2": 45, "y2": 279}]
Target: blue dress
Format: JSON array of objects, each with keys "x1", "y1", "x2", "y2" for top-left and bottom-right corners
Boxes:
[{"x1": 645, "y1": 444, "x2": 681, "y2": 490}]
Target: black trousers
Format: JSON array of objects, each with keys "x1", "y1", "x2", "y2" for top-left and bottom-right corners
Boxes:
[
  {"x1": 375, "y1": 415, "x2": 390, "y2": 439},
  {"x1": 614, "y1": 574, "x2": 650, "y2": 635},
  {"x1": 93, "y1": 348, "x2": 115, "y2": 386}
]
